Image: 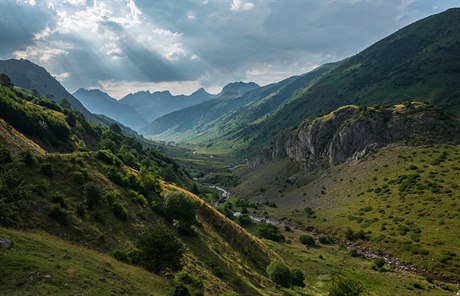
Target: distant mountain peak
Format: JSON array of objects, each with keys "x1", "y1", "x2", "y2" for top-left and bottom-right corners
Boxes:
[
  {"x1": 221, "y1": 81, "x2": 260, "y2": 94},
  {"x1": 191, "y1": 87, "x2": 209, "y2": 96}
]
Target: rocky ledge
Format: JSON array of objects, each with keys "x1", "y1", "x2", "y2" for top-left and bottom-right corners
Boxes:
[{"x1": 257, "y1": 102, "x2": 459, "y2": 169}]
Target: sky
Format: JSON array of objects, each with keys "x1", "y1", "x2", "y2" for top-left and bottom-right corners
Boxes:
[{"x1": 0, "y1": 0, "x2": 458, "y2": 98}]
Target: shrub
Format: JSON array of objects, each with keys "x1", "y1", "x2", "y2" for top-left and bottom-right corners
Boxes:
[
  {"x1": 19, "y1": 150, "x2": 35, "y2": 166},
  {"x1": 299, "y1": 234, "x2": 315, "y2": 246},
  {"x1": 318, "y1": 234, "x2": 334, "y2": 244},
  {"x1": 112, "y1": 202, "x2": 128, "y2": 221},
  {"x1": 111, "y1": 249, "x2": 140, "y2": 265},
  {"x1": 329, "y1": 278, "x2": 364, "y2": 296},
  {"x1": 291, "y1": 268, "x2": 305, "y2": 287},
  {"x1": 51, "y1": 194, "x2": 67, "y2": 209},
  {"x1": 107, "y1": 166, "x2": 125, "y2": 186},
  {"x1": 40, "y1": 162, "x2": 54, "y2": 177},
  {"x1": 137, "y1": 224, "x2": 184, "y2": 273},
  {"x1": 0, "y1": 147, "x2": 12, "y2": 164},
  {"x1": 83, "y1": 182, "x2": 102, "y2": 209},
  {"x1": 160, "y1": 165, "x2": 176, "y2": 182},
  {"x1": 73, "y1": 171, "x2": 87, "y2": 184},
  {"x1": 128, "y1": 190, "x2": 147, "y2": 207},
  {"x1": 76, "y1": 203, "x2": 86, "y2": 218},
  {"x1": 304, "y1": 207, "x2": 315, "y2": 217},
  {"x1": 256, "y1": 223, "x2": 285, "y2": 242},
  {"x1": 373, "y1": 257, "x2": 385, "y2": 271},
  {"x1": 266, "y1": 260, "x2": 291, "y2": 288},
  {"x1": 238, "y1": 214, "x2": 252, "y2": 226},
  {"x1": 49, "y1": 204, "x2": 69, "y2": 225},
  {"x1": 175, "y1": 271, "x2": 205, "y2": 296}
]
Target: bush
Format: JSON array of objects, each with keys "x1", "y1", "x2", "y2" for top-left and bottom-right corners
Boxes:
[
  {"x1": 19, "y1": 150, "x2": 35, "y2": 166},
  {"x1": 83, "y1": 182, "x2": 102, "y2": 209},
  {"x1": 238, "y1": 214, "x2": 252, "y2": 226},
  {"x1": 0, "y1": 147, "x2": 12, "y2": 164},
  {"x1": 40, "y1": 162, "x2": 54, "y2": 177},
  {"x1": 112, "y1": 202, "x2": 128, "y2": 221},
  {"x1": 266, "y1": 260, "x2": 291, "y2": 288},
  {"x1": 318, "y1": 234, "x2": 334, "y2": 244},
  {"x1": 291, "y1": 268, "x2": 305, "y2": 287},
  {"x1": 128, "y1": 190, "x2": 147, "y2": 207},
  {"x1": 107, "y1": 166, "x2": 125, "y2": 186},
  {"x1": 160, "y1": 165, "x2": 176, "y2": 182},
  {"x1": 329, "y1": 277, "x2": 364, "y2": 296},
  {"x1": 373, "y1": 257, "x2": 385, "y2": 271},
  {"x1": 49, "y1": 204, "x2": 69, "y2": 225},
  {"x1": 304, "y1": 207, "x2": 315, "y2": 217},
  {"x1": 299, "y1": 235, "x2": 315, "y2": 246},
  {"x1": 256, "y1": 223, "x2": 285, "y2": 242},
  {"x1": 111, "y1": 249, "x2": 140, "y2": 265},
  {"x1": 137, "y1": 224, "x2": 184, "y2": 273},
  {"x1": 175, "y1": 270, "x2": 205, "y2": 296}
]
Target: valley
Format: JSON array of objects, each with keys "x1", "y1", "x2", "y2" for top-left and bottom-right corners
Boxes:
[{"x1": 1, "y1": 4, "x2": 459, "y2": 296}]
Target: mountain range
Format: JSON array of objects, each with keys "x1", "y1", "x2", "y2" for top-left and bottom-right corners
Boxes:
[
  {"x1": 120, "y1": 87, "x2": 216, "y2": 123},
  {"x1": 73, "y1": 88, "x2": 148, "y2": 130},
  {"x1": 141, "y1": 8, "x2": 460, "y2": 155}
]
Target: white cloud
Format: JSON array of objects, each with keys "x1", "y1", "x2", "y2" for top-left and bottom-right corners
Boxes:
[
  {"x1": 187, "y1": 13, "x2": 196, "y2": 21},
  {"x1": 16, "y1": 0, "x2": 36, "y2": 6},
  {"x1": 13, "y1": 41, "x2": 73, "y2": 62},
  {"x1": 33, "y1": 26, "x2": 54, "y2": 41},
  {"x1": 152, "y1": 28, "x2": 182, "y2": 37},
  {"x1": 62, "y1": 0, "x2": 86, "y2": 6},
  {"x1": 230, "y1": 0, "x2": 255, "y2": 11},
  {"x1": 53, "y1": 72, "x2": 71, "y2": 81}
]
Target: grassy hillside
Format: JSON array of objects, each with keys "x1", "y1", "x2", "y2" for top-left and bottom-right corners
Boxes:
[
  {"x1": 0, "y1": 82, "x2": 299, "y2": 295},
  {"x1": 233, "y1": 145, "x2": 460, "y2": 279},
  {"x1": 0, "y1": 227, "x2": 173, "y2": 296}
]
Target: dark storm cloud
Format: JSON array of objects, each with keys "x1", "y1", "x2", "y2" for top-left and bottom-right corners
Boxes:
[
  {"x1": 1, "y1": 0, "x2": 458, "y2": 96},
  {"x1": 0, "y1": 1, "x2": 51, "y2": 55}
]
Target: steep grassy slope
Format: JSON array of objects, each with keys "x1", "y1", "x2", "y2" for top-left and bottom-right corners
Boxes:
[
  {"x1": 0, "y1": 82, "x2": 306, "y2": 295},
  {"x1": 0, "y1": 227, "x2": 173, "y2": 296}
]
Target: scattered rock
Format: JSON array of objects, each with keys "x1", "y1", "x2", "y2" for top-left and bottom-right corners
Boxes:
[
  {"x1": 43, "y1": 274, "x2": 52, "y2": 279},
  {"x1": 63, "y1": 252, "x2": 71, "y2": 259},
  {"x1": 0, "y1": 237, "x2": 13, "y2": 249}
]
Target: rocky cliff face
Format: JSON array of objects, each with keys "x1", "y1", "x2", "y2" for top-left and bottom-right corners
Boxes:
[{"x1": 258, "y1": 103, "x2": 459, "y2": 169}]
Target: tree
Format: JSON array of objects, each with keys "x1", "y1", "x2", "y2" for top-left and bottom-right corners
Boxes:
[
  {"x1": 137, "y1": 224, "x2": 184, "y2": 273},
  {"x1": 266, "y1": 260, "x2": 292, "y2": 288},
  {"x1": 164, "y1": 191, "x2": 196, "y2": 223},
  {"x1": 329, "y1": 278, "x2": 364, "y2": 296},
  {"x1": 164, "y1": 191, "x2": 196, "y2": 234}
]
